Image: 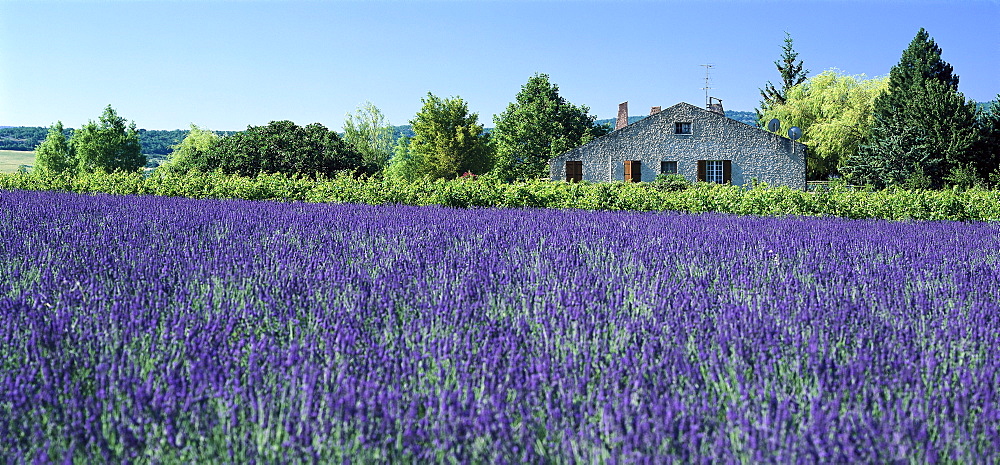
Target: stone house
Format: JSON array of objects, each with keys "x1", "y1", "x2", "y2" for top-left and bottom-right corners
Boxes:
[{"x1": 550, "y1": 101, "x2": 806, "y2": 189}]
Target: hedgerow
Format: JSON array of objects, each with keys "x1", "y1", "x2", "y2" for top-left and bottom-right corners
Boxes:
[{"x1": 2, "y1": 170, "x2": 999, "y2": 221}]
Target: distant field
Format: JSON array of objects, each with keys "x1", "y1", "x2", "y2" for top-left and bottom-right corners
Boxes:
[
  {"x1": 0, "y1": 151, "x2": 169, "y2": 173},
  {"x1": 0, "y1": 150, "x2": 33, "y2": 173}
]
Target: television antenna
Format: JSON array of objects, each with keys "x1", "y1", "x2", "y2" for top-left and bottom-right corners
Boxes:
[{"x1": 700, "y1": 64, "x2": 714, "y2": 108}]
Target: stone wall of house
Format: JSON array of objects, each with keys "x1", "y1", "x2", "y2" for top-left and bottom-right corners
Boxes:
[{"x1": 550, "y1": 102, "x2": 806, "y2": 189}]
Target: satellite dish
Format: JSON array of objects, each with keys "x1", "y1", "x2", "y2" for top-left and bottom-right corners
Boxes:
[
  {"x1": 788, "y1": 126, "x2": 802, "y2": 140},
  {"x1": 767, "y1": 118, "x2": 780, "y2": 132}
]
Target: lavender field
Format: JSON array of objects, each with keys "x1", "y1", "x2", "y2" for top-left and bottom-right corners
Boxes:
[{"x1": 1, "y1": 190, "x2": 999, "y2": 463}]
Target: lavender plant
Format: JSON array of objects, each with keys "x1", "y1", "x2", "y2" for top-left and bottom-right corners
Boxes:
[{"x1": 1, "y1": 190, "x2": 998, "y2": 462}]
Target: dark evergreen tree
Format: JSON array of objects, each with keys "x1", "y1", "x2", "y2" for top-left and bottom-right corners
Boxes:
[
  {"x1": 842, "y1": 28, "x2": 979, "y2": 188},
  {"x1": 757, "y1": 32, "x2": 809, "y2": 119},
  {"x1": 973, "y1": 96, "x2": 1000, "y2": 185}
]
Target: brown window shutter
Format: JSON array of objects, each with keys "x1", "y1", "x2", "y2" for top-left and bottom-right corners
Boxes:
[
  {"x1": 697, "y1": 160, "x2": 706, "y2": 182},
  {"x1": 723, "y1": 160, "x2": 732, "y2": 184},
  {"x1": 565, "y1": 161, "x2": 582, "y2": 182},
  {"x1": 624, "y1": 160, "x2": 641, "y2": 182}
]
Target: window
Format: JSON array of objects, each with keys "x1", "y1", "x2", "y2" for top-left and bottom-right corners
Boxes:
[
  {"x1": 624, "y1": 160, "x2": 641, "y2": 182},
  {"x1": 565, "y1": 160, "x2": 583, "y2": 182},
  {"x1": 696, "y1": 160, "x2": 732, "y2": 184},
  {"x1": 660, "y1": 161, "x2": 677, "y2": 175},
  {"x1": 705, "y1": 160, "x2": 724, "y2": 183},
  {"x1": 674, "y1": 122, "x2": 692, "y2": 135}
]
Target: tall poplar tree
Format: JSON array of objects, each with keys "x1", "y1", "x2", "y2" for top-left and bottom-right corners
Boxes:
[
  {"x1": 343, "y1": 102, "x2": 395, "y2": 172},
  {"x1": 842, "y1": 28, "x2": 979, "y2": 188},
  {"x1": 758, "y1": 32, "x2": 809, "y2": 119}
]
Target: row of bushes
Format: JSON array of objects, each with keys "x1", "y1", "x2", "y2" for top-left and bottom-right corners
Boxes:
[{"x1": 2, "y1": 170, "x2": 1000, "y2": 221}]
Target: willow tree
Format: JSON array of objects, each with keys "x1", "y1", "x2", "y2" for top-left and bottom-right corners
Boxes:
[{"x1": 759, "y1": 70, "x2": 887, "y2": 180}]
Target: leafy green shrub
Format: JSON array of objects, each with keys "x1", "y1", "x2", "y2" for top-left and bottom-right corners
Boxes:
[
  {"x1": 651, "y1": 174, "x2": 691, "y2": 192},
  {"x1": 206, "y1": 121, "x2": 367, "y2": 178},
  {"x1": 2, "y1": 170, "x2": 999, "y2": 221}
]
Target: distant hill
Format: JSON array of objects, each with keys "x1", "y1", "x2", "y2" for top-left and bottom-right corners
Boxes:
[
  {"x1": 392, "y1": 125, "x2": 415, "y2": 140},
  {"x1": 724, "y1": 110, "x2": 760, "y2": 126},
  {"x1": 0, "y1": 126, "x2": 236, "y2": 154},
  {"x1": 594, "y1": 110, "x2": 760, "y2": 129}
]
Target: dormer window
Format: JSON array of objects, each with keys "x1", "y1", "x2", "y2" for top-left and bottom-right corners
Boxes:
[{"x1": 674, "y1": 122, "x2": 692, "y2": 135}]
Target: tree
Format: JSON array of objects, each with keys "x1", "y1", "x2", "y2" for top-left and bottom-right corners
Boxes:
[
  {"x1": 759, "y1": 70, "x2": 888, "y2": 180},
  {"x1": 71, "y1": 105, "x2": 145, "y2": 173},
  {"x1": 758, "y1": 32, "x2": 809, "y2": 119},
  {"x1": 206, "y1": 120, "x2": 366, "y2": 177},
  {"x1": 343, "y1": 102, "x2": 395, "y2": 171},
  {"x1": 33, "y1": 121, "x2": 75, "y2": 175},
  {"x1": 158, "y1": 124, "x2": 219, "y2": 174},
  {"x1": 972, "y1": 96, "x2": 1000, "y2": 185},
  {"x1": 842, "y1": 28, "x2": 979, "y2": 188},
  {"x1": 384, "y1": 136, "x2": 423, "y2": 181},
  {"x1": 408, "y1": 92, "x2": 491, "y2": 180},
  {"x1": 491, "y1": 73, "x2": 610, "y2": 181}
]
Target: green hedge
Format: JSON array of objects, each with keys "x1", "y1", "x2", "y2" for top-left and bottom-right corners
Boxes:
[{"x1": 2, "y1": 170, "x2": 999, "y2": 221}]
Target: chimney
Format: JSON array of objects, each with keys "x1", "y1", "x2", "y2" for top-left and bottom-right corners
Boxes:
[
  {"x1": 708, "y1": 97, "x2": 724, "y2": 115},
  {"x1": 649, "y1": 106, "x2": 661, "y2": 116},
  {"x1": 616, "y1": 102, "x2": 628, "y2": 130}
]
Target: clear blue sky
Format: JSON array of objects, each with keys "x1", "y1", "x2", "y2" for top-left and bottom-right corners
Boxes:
[{"x1": 1, "y1": 0, "x2": 997, "y2": 131}]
